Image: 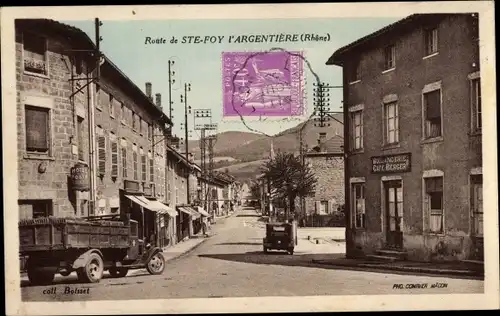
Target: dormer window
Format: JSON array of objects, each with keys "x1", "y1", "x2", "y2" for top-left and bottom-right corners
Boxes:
[{"x1": 23, "y1": 32, "x2": 48, "y2": 75}]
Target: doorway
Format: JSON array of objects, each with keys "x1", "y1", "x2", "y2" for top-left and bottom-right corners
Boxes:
[
  {"x1": 384, "y1": 180, "x2": 403, "y2": 249},
  {"x1": 471, "y1": 175, "x2": 483, "y2": 260}
]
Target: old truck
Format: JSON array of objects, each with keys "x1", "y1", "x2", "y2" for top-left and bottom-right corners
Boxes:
[{"x1": 19, "y1": 215, "x2": 165, "y2": 285}]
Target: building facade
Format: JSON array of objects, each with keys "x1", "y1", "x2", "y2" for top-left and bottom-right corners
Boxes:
[
  {"x1": 327, "y1": 14, "x2": 482, "y2": 262},
  {"x1": 16, "y1": 19, "x2": 177, "y2": 250},
  {"x1": 16, "y1": 19, "x2": 96, "y2": 219},
  {"x1": 301, "y1": 133, "x2": 345, "y2": 227}
]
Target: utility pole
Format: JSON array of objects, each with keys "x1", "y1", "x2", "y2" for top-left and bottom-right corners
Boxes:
[
  {"x1": 194, "y1": 109, "x2": 213, "y2": 211},
  {"x1": 168, "y1": 60, "x2": 175, "y2": 121},
  {"x1": 180, "y1": 82, "x2": 191, "y2": 204}
]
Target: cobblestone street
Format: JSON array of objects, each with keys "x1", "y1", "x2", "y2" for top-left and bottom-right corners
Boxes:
[{"x1": 21, "y1": 208, "x2": 484, "y2": 302}]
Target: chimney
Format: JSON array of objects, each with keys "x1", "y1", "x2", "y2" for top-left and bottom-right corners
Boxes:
[
  {"x1": 155, "y1": 93, "x2": 162, "y2": 109},
  {"x1": 145, "y1": 82, "x2": 152, "y2": 101}
]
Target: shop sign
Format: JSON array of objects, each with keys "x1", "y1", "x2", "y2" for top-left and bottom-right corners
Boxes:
[
  {"x1": 371, "y1": 153, "x2": 411, "y2": 174},
  {"x1": 70, "y1": 163, "x2": 90, "y2": 191}
]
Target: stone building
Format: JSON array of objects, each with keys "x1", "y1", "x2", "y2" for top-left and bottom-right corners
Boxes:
[
  {"x1": 15, "y1": 19, "x2": 177, "y2": 250},
  {"x1": 327, "y1": 13, "x2": 482, "y2": 262},
  {"x1": 301, "y1": 133, "x2": 344, "y2": 227},
  {"x1": 16, "y1": 19, "x2": 95, "y2": 219}
]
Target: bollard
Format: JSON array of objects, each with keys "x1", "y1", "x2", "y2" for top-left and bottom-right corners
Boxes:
[
  {"x1": 316, "y1": 239, "x2": 319, "y2": 244},
  {"x1": 308, "y1": 236, "x2": 311, "y2": 240}
]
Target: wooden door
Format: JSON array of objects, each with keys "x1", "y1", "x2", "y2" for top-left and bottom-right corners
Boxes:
[{"x1": 385, "y1": 181, "x2": 403, "y2": 249}]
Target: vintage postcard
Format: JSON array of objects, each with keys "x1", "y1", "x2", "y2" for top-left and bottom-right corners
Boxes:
[{"x1": 1, "y1": 2, "x2": 498, "y2": 315}]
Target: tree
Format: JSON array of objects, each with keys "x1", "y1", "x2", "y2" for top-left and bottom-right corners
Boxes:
[
  {"x1": 249, "y1": 180, "x2": 262, "y2": 201},
  {"x1": 261, "y1": 152, "x2": 317, "y2": 220}
]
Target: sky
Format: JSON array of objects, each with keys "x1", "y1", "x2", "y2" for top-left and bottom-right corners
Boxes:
[{"x1": 62, "y1": 17, "x2": 403, "y2": 140}]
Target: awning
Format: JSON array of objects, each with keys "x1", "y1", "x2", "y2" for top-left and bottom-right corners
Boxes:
[
  {"x1": 124, "y1": 194, "x2": 151, "y2": 209},
  {"x1": 147, "y1": 199, "x2": 178, "y2": 217},
  {"x1": 177, "y1": 206, "x2": 201, "y2": 219},
  {"x1": 197, "y1": 207, "x2": 211, "y2": 217}
]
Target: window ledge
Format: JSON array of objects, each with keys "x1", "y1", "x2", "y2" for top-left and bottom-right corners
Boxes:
[
  {"x1": 382, "y1": 68, "x2": 395, "y2": 74},
  {"x1": 382, "y1": 143, "x2": 401, "y2": 150},
  {"x1": 24, "y1": 154, "x2": 55, "y2": 161},
  {"x1": 421, "y1": 137, "x2": 443, "y2": 145},
  {"x1": 423, "y1": 52, "x2": 439, "y2": 60},
  {"x1": 110, "y1": 115, "x2": 115, "y2": 119},
  {"x1": 349, "y1": 80, "x2": 361, "y2": 85},
  {"x1": 121, "y1": 120, "x2": 127, "y2": 126},
  {"x1": 23, "y1": 71, "x2": 50, "y2": 79},
  {"x1": 77, "y1": 160, "x2": 88, "y2": 165},
  {"x1": 425, "y1": 232, "x2": 446, "y2": 237},
  {"x1": 469, "y1": 131, "x2": 482, "y2": 137},
  {"x1": 349, "y1": 149, "x2": 364, "y2": 155},
  {"x1": 96, "y1": 107, "x2": 102, "y2": 112}
]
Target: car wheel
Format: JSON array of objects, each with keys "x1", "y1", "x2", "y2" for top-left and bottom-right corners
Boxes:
[
  {"x1": 146, "y1": 252, "x2": 165, "y2": 275},
  {"x1": 78, "y1": 253, "x2": 104, "y2": 283}
]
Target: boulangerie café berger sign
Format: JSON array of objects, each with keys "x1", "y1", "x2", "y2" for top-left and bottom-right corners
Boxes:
[{"x1": 371, "y1": 153, "x2": 411, "y2": 174}]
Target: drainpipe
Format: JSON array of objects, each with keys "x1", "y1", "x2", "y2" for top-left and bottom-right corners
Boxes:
[
  {"x1": 342, "y1": 62, "x2": 352, "y2": 259},
  {"x1": 88, "y1": 76, "x2": 97, "y2": 216}
]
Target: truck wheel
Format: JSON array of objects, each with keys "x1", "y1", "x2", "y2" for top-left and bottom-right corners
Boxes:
[
  {"x1": 146, "y1": 252, "x2": 165, "y2": 275},
  {"x1": 109, "y1": 268, "x2": 128, "y2": 278},
  {"x1": 27, "y1": 267, "x2": 55, "y2": 285},
  {"x1": 77, "y1": 253, "x2": 104, "y2": 283},
  {"x1": 288, "y1": 248, "x2": 294, "y2": 255}
]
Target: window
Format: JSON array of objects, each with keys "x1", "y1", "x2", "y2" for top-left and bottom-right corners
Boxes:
[
  {"x1": 149, "y1": 155, "x2": 154, "y2": 182},
  {"x1": 133, "y1": 148, "x2": 138, "y2": 180},
  {"x1": 111, "y1": 139, "x2": 118, "y2": 178},
  {"x1": 471, "y1": 175, "x2": 483, "y2": 237},
  {"x1": 384, "y1": 102, "x2": 399, "y2": 144},
  {"x1": 97, "y1": 134, "x2": 106, "y2": 176},
  {"x1": 425, "y1": 28, "x2": 438, "y2": 56},
  {"x1": 139, "y1": 117, "x2": 143, "y2": 135},
  {"x1": 471, "y1": 78, "x2": 482, "y2": 132},
  {"x1": 141, "y1": 151, "x2": 147, "y2": 182},
  {"x1": 122, "y1": 147, "x2": 127, "y2": 179},
  {"x1": 132, "y1": 112, "x2": 137, "y2": 131},
  {"x1": 109, "y1": 95, "x2": 115, "y2": 118},
  {"x1": 350, "y1": 110, "x2": 363, "y2": 150},
  {"x1": 348, "y1": 59, "x2": 360, "y2": 83},
  {"x1": 23, "y1": 33, "x2": 47, "y2": 75},
  {"x1": 352, "y1": 183, "x2": 365, "y2": 228},
  {"x1": 19, "y1": 200, "x2": 53, "y2": 219},
  {"x1": 318, "y1": 200, "x2": 329, "y2": 215},
  {"x1": 25, "y1": 105, "x2": 50, "y2": 154},
  {"x1": 77, "y1": 116, "x2": 85, "y2": 161},
  {"x1": 384, "y1": 45, "x2": 396, "y2": 70},
  {"x1": 147, "y1": 123, "x2": 152, "y2": 139},
  {"x1": 425, "y1": 177, "x2": 444, "y2": 234},
  {"x1": 120, "y1": 103, "x2": 126, "y2": 125},
  {"x1": 98, "y1": 89, "x2": 109, "y2": 111},
  {"x1": 423, "y1": 89, "x2": 442, "y2": 139}
]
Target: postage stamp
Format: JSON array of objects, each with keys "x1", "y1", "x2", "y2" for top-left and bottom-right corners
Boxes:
[
  {"x1": 1, "y1": 2, "x2": 499, "y2": 316},
  {"x1": 222, "y1": 50, "x2": 305, "y2": 117}
]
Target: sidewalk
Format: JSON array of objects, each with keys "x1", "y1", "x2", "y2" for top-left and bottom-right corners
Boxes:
[{"x1": 311, "y1": 257, "x2": 484, "y2": 278}]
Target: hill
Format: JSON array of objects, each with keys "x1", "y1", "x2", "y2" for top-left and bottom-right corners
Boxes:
[{"x1": 189, "y1": 131, "x2": 264, "y2": 160}]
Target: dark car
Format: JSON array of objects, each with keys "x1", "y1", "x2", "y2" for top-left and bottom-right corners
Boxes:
[{"x1": 263, "y1": 222, "x2": 296, "y2": 255}]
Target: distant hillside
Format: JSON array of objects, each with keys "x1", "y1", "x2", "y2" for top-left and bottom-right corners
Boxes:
[
  {"x1": 189, "y1": 131, "x2": 264, "y2": 160},
  {"x1": 212, "y1": 114, "x2": 344, "y2": 182},
  {"x1": 218, "y1": 113, "x2": 344, "y2": 162}
]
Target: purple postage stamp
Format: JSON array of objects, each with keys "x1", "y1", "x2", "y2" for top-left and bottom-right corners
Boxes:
[{"x1": 222, "y1": 51, "x2": 305, "y2": 117}]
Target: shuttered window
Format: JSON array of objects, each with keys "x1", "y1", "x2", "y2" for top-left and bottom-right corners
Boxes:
[
  {"x1": 149, "y1": 156, "x2": 154, "y2": 182},
  {"x1": 424, "y1": 89, "x2": 442, "y2": 138},
  {"x1": 97, "y1": 135, "x2": 106, "y2": 175},
  {"x1": 122, "y1": 147, "x2": 127, "y2": 179},
  {"x1": 111, "y1": 140, "x2": 118, "y2": 177},
  {"x1": 141, "y1": 153, "x2": 147, "y2": 181},
  {"x1": 133, "y1": 151, "x2": 138, "y2": 180},
  {"x1": 25, "y1": 105, "x2": 50, "y2": 153},
  {"x1": 23, "y1": 33, "x2": 47, "y2": 75},
  {"x1": 77, "y1": 117, "x2": 85, "y2": 161}
]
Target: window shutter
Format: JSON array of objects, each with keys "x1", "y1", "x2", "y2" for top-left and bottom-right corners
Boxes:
[
  {"x1": 425, "y1": 90, "x2": 441, "y2": 119},
  {"x1": 111, "y1": 141, "x2": 118, "y2": 177},
  {"x1": 97, "y1": 135, "x2": 106, "y2": 175},
  {"x1": 133, "y1": 152, "x2": 138, "y2": 180},
  {"x1": 122, "y1": 147, "x2": 127, "y2": 178},
  {"x1": 315, "y1": 201, "x2": 320, "y2": 215},
  {"x1": 149, "y1": 158, "x2": 154, "y2": 182},
  {"x1": 25, "y1": 106, "x2": 49, "y2": 152},
  {"x1": 141, "y1": 154, "x2": 147, "y2": 181}
]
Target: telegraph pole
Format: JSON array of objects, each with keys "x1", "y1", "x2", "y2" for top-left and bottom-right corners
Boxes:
[
  {"x1": 168, "y1": 60, "x2": 175, "y2": 120},
  {"x1": 180, "y1": 82, "x2": 192, "y2": 204},
  {"x1": 193, "y1": 108, "x2": 214, "y2": 211}
]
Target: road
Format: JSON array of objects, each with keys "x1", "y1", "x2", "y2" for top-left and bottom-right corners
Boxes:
[{"x1": 21, "y1": 207, "x2": 483, "y2": 302}]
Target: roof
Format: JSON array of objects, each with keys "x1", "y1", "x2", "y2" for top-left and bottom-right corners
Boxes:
[
  {"x1": 15, "y1": 19, "x2": 172, "y2": 126},
  {"x1": 306, "y1": 134, "x2": 343, "y2": 156},
  {"x1": 167, "y1": 145, "x2": 191, "y2": 168},
  {"x1": 326, "y1": 14, "x2": 453, "y2": 66}
]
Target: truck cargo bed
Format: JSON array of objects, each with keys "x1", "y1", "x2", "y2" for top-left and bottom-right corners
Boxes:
[{"x1": 19, "y1": 217, "x2": 130, "y2": 253}]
